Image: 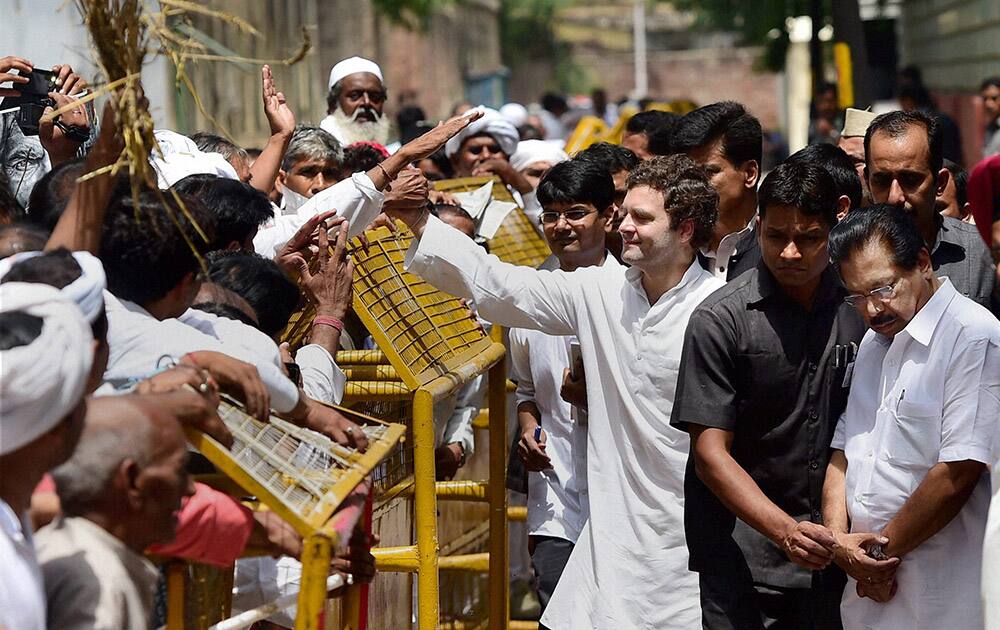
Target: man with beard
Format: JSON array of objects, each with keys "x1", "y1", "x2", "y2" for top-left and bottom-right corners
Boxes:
[{"x1": 320, "y1": 56, "x2": 391, "y2": 147}]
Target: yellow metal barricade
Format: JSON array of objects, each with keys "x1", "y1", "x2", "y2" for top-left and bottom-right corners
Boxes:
[
  {"x1": 165, "y1": 398, "x2": 406, "y2": 630},
  {"x1": 330, "y1": 223, "x2": 509, "y2": 629},
  {"x1": 433, "y1": 176, "x2": 551, "y2": 269}
]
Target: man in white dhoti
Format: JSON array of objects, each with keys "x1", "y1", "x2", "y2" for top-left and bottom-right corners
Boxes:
[
  {"x1": 320, "y1": 56, "x2": 391, "y2": 147},
  {"x1": 823, "y1": 204, "x2": 1000, "y2": 630},
  {"x1": 386, "y1": 154, "x2": 725, "y2": 628}
]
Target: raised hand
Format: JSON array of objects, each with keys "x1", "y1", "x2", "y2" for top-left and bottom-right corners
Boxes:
[
  {"x1": 50, "y1": 63, "x2": 88, "y2": 96},
  {"x1": 383, "y1": 166, "x2": 430, "y2": 211},
  {"x1": 39, "y1": 92, "x2": 91, "y2": 164},
  {"x1": 299, "y1": 219, "x2": 354, "y2": 321},
  {"x1": 261, "y1": 64, "x2": 295, "y2": 137},
  {"x1": 180, "y1": 351, "x2": 271, "y2": 422},
  {"x1": 398, "y1": 109, "x2": 485, "y2": 162}
]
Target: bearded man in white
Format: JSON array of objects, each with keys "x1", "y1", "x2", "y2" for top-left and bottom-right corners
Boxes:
[{"x1": 320, "y1": 56, "x2": 391, "y2": 147}]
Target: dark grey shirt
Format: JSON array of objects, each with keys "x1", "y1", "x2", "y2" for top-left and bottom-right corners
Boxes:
[
  {"x1": 670, "y1": 263, "x2": 866, "y2": 588},
  {"x1": 932, "y1": 215, "x2": 998, "y2": 316}
]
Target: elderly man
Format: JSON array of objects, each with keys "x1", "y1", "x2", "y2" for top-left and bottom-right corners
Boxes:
[
  {"x1": 839, "y1": 108, "x2": 877, "y2": 207},
  {"x1": 275, "y1": 124, "x2": 344, "y2": 214},
  {"x1": 36, "y1": 396, "x2": 194, "y2": 630},
  {"x1": 0, "y1": 283, "x2": 93, "y2": 630},
  {"x1": 822, "y1": 204, "x2": 1000, "y2": 630},
  {"x1": 320, "y1": 56, "x2": 390, "y2": 146},
  {"x1": 385, "y1": 155, "x2": 725, "y2": 628},
  {"x1": 864, "y1": 109, "x2": 998, "y2": 313}
]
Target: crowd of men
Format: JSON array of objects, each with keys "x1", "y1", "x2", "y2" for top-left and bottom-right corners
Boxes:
[{"x1": 1, "y1": 49, "x2": 1000, "y2": 630}]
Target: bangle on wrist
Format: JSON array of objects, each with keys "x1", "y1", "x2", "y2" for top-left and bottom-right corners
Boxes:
[{"x1": 313, "y1": 315, "x2": 344, "y2": 332}]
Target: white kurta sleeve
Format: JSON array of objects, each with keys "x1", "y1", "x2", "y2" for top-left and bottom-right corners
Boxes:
[
  {"x1": 939, "y1": 336, "x2": 1000, "y2": 464},
  {"x1": 295, "y1": 344, "x2": 346, "y2": 404},
  {"x1": 253, "y1": 173, "x2": 385, "y2": 257},
  {"x1": 507, "y1": 329, "x2": 537, "y2": 406},
  {"x1": 405, "y1": 216, "x2": 579, "y2": 336}
]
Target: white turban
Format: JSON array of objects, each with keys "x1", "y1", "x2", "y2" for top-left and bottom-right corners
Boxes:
[
  {"x1": 444, "y1": 107, "x2": 520, "y2": 159},
  {"x1": 151, "y1": 129, "x2": 239, "y2": 189},
  {"x1": 328, "y1": 56, "x2": 384, "y2": 90},
  {"x1": 499, "y1": 103, "x2": 528, "y2": 128},
  {"x1": 509, "y1": 139, "x2": 569, "y2": 173},
  {"x1": 1, "y1": 282, "x2": 93, "y2": 455},
  {"x1": 0, "y1": 251, "x2": 107, "y2": 323}
]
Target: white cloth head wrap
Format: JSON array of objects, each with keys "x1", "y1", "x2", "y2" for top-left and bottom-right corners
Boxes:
[
  {"x1": 444, "y1": 107, "x2": 520, "y2": 159},
  {"x1": 328, "y1": 56, "x2": 384, "y2": 90},
  {"x1": 1, "y1": 282, "x2": 93, "y2": 455},
  {"x1": 499, "y1": 103, "x2": 528, "y2": 128},
  {"x1": 509, "y1": 139, "x2": 569, "y2": 173},
  {"x1": 0, "y1": 251, "x2": 107, "y2": 323},
  {"x1": 151, "y1": 129, "x2": 239, "y2": 189}
]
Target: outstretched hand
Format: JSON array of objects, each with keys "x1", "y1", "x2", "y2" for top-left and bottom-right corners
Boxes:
[
  {"x1": 399, "y1": 109, "x2": 485, "y2": 162},
  {"x1": 0, "y1": 55, "x2": 31, "y2": 97}
]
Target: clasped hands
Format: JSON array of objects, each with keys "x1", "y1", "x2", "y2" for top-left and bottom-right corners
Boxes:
[{"x1": 779, "y1": 522, "x2": 900, "y2": 603}]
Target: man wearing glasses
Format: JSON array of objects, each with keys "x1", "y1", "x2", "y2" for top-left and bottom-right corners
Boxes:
[
  {"x1": 822, "y1": 204, "x2": 1000, "y2": 629},
  {"x1": 320, "y1": 56, "x2": 391, "y2": 146},
  {"x1": 670, "y1": 159, "x2": 866, "y2": 629}
]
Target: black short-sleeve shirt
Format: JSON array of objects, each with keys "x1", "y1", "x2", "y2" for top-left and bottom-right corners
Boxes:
[{"x1": 670, "y1": 263, "x2": 866, "y2": 588}]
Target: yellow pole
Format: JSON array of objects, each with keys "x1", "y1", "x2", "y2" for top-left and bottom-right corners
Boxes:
[
  {"x1": 412, "y1": 387, "x2": 441, "y2": 629},
  {"x1": 295, "y1": 534, "x2": 333, "y2": 630},
  {"x1": 165, "y1": 561, "x2": 186, "y2": 630},
  {"x1": 487, "y1": 338, "x2": 509, "y2": 629}
]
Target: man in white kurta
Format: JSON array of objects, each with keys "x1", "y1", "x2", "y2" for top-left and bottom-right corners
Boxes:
[{"x1": 397, "y1": 155, "x2": 726, "y2": 628}]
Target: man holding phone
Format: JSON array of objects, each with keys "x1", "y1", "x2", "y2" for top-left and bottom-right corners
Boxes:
[
  {"x1": 508, "y1": 158, "x2": 612, "y2": 618},
  {"x1": 1, "y1": 55, "x2": 93, "y2": 207}
]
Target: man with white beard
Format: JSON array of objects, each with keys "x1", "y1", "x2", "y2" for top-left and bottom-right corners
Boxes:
[{"x1": 320, "y1": 56, "x2": 391, "y2": 146}]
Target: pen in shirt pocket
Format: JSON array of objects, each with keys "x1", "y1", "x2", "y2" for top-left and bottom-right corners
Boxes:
[{"x1": 899, "y1": 389, "x2": 905, "y2": 402}]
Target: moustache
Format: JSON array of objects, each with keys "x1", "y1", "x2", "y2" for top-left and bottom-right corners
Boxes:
[
  {"x1": 350, "y1": 106, "x2": 381, "y2": 123},
  {"x1": 870, "y1": 313, "x2": 895, "y2": 327}
]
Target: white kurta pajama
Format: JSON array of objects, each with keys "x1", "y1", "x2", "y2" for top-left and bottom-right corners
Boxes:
[
  {"x1": 406, "y1": 216, "x2": 723, "y2": 628},
  {"x1": 832, "y1": 279, "x2": 1000, "y2": 630}
]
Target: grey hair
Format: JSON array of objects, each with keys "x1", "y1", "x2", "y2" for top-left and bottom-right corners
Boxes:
[
  {"x1": 51, "y1": 412, "x2": 155, "y2": 516},
  {"x1": 281, "y1": 125, "x2": 344, "y2": 172},
  {"x1": 191, "y1": 132, "x2": 250, "y2": 166}
]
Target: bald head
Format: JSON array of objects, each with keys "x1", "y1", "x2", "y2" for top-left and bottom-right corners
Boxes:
[
  {"x1": 193, "y1": 281, "x2": 260, "y2": 327},
  {"x1": 51, "y1": 396, "x2": 191, "y2": 551}
]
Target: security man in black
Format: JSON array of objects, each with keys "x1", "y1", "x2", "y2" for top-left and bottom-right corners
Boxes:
[{"x1": 670, "y1": 160, "x2": 866, "y2": 629}]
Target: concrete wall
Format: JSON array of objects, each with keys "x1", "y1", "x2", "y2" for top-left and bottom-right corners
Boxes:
[{"x1": 898, "y1": 0, "x2": 1000, "y2": 164}]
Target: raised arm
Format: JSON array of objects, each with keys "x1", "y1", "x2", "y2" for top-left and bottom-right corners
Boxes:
[
  {"x1": 248, "y1": 65, "x2": 294, "y2": 194},
  {"x1": 46, "y1": 99, "x2": 123, "y2": 253}
]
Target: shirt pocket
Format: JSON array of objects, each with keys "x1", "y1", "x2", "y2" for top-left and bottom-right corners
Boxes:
[{"x1": 887, "y1": 398, "x2": 941, "y2": 468}]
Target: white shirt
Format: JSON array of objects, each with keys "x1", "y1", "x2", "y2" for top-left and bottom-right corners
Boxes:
[
  {"x1": 253, "y1": 172, "x2": 384, "y2": 258},
  {"x1": 36, "y1": 516, "x2": 160, "y2": 630},
  {"x1": 700, "y1": 217, "x2": 754, "y2": 280},
  {"x1": 832, "y1": 279, "x2": 1000, "y2": 630},
  {"x1": 181, "y1": 308, "x2": 346, "y2": 404},
  {"x1": 509, "y1": 327, "x2": 589, "y2": 543},
  {"x1": 102, "y1": 291, "x2": 300, "y2": 412},
  {"x1": 407, "y1": 215, "x2": 724, "y2": 629},
  {"x1": 986, "y1": 463, "x2": 1000, "y2": 630},
  {"x1": 0, "y1": 499, "x2": 45, "y2": 630}
]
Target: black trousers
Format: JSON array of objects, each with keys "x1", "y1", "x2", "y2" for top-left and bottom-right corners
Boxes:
[
  {"x1": 529, "y1": 535, "x2": 574, "y2": 628},
  {"x1": 699, "y1": 569, "x2": 844, "y2": 630}
]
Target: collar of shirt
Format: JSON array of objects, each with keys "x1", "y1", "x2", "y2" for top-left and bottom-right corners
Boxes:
[
  {"x1": 700, "y1": 215, "x2": 756, "y2": 260},
  {"x1": 746, "y1": 262, "x2": 844, "y2": 310},
  {"x1": 624, "y1": 256, "x2": 707, "y2": 307},
  {"x1": 889, "y1": 277, "x2": 957, "y2": 347},
  {"x1": 0, "y1": 499, "x2": 29, "y2": 545}
]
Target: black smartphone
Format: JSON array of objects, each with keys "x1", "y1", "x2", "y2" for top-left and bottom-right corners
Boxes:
[{"x1": 7, "y1": 69, "x2": 59, "y2": 136}]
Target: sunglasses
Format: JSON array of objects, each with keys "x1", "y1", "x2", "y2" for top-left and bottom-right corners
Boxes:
[{"x1": 466, "y1": 143, "x2": 502, "y2": 156}]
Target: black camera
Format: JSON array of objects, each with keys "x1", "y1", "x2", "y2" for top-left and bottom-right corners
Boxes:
[{"x1": 3, "y1": 68, "x2": 58, "y2": 136}]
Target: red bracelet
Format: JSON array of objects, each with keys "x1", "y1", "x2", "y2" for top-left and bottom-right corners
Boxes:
[{"x1": 313, "y1": 315, "x2": 344, "y2": 332}]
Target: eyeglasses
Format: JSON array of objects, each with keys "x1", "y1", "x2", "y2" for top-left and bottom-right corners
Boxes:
[
  {"x1": 539, "y1": 209, "x2": 597, "y2": 225},
  {"x1": 844, "y1": 279, "x2": 900, "y2": 307},
  {"x1": 466, "y1": 143, "x2": 502, "y2": 156}
]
